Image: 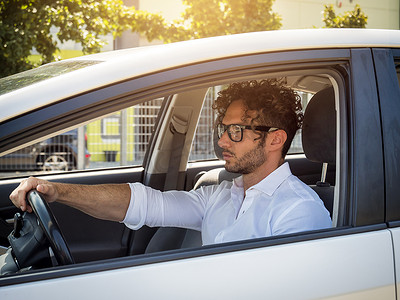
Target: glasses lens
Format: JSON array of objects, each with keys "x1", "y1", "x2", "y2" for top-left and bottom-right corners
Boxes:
[
  {"x1": 217, "y1": 124, "x2": 225, "y2": 139},
  {"x1": 217, "y1": 124, "x2": 243, "y2": 142},
  {"x1": 229, "y1": 125, "x2": 242, "y2": 142}
]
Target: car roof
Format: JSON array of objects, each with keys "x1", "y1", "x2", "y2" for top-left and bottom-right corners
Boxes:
[{"x1": 1, "y1": 28, "x2": 399, "y2": 123}]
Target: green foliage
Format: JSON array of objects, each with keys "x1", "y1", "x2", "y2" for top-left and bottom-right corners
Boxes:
[
  {"x1": 1, "y1": 0, "x2": 282, "y2": 78},
  {"x1": 162, "y1": 0, "x2": 282, "y2": 42},
  {"x1": 322, "y1": 4, "x2": 368, "y2": 28},
  {"x1": 0, "y1": 0, "x2": 164, "y2": 78}
]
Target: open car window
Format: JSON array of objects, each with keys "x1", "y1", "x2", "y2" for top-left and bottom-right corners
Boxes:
[
  {"x1": 0, "y1": 98, "x2": 165, "y2": 178},
  {"x1": 0, "y1": 53, "x2": 347, "y2": 290},
  {"x1": 0, "y1": 77, "x2": 328, "y2": 178}
]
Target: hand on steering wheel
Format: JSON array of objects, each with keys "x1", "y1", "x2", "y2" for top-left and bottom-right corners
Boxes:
[{"x1": 27, "y1": 190, "x2": 74, "y2": 265}]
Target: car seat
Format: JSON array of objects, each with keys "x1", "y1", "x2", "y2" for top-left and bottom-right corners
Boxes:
[{"x1": 301, "y1": 86, "x2": 336, "y2": 217}]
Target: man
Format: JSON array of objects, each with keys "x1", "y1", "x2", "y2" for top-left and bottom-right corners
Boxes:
[{"x1": 10, "y1": 79, "x2": 331, "y2": 245}]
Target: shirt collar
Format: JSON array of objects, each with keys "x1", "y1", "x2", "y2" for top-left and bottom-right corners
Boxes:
[
  {"x1": 232, "y1": 175, "x2": 244, "y2": 198},
  {"x1": 232, "y1": 162, "x2": 292, "y2": 196}
]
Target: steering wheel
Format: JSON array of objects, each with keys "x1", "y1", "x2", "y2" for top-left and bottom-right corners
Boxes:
[{"x1": 27, "y1": 190, "x2": 75, "y2": 265}]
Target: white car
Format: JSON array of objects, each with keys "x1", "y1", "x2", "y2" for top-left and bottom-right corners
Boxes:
[{"x1": 0, "y1": 29, "x2": 400, "y2": 299}]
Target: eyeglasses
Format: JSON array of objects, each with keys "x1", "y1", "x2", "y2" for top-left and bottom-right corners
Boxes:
[{"x1": 217, "y1": 123, "x2": 278, "y2": 142}]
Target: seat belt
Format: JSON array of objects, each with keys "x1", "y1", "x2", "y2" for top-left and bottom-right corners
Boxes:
[
  {"x1": 164, "y1": 115, "x2": 188, "y2": 191},
  {"x1": 156, "y1": 115, "x2": 189, "y2": 252}
]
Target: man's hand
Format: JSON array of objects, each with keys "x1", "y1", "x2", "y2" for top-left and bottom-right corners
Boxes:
[
  {"x1": 10, "y1": 177, "x2": 130, "y2": 221},
  {"x1": 9, "y1": 177, "x2": 58, "y2": 213}
]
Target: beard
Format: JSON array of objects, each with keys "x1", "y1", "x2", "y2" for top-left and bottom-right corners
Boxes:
[{"x1": 223, "y1": 140, "x2": 266, "y2": 174}]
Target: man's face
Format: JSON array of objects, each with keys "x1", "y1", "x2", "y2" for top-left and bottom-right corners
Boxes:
[{"x1": 217, "y1": 100, "x2": 267, "y2": 174}]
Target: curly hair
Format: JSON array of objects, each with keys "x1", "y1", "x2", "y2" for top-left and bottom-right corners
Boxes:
[{"x1": 213, "y1": 79, "x2": 303, "y2": 157}]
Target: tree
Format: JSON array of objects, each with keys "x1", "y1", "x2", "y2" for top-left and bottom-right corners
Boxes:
[
  {"x1": 0, "y1": 0, "x2": 164, "y2": 78},
  {"x1": 1, "y1": 0, "x2": 282, "y2": 78},
  {"x1": 162, "y1": 0, "x2": 281, "y2": 42},
  {"x1": 322, "y1": 4, "x2": 368, "y2": 28}
]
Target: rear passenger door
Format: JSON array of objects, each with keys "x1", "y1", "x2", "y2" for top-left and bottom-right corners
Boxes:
[{"x1": 373, "y1": 48, "x2": 400, "y2": 298}]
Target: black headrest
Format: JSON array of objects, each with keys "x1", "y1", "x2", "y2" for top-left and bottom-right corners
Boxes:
[{"x1": 302, "y1": 86, "x2": 336, "y2": 164}]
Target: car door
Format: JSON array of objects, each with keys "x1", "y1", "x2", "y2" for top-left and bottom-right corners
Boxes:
[
  {"x1": 373, "y1": 47, "x2": 400, "y2": 298},
  {"x1": 0, "y1": 45, "x2": 396, "y2": 299},
  {"x1": 0, "y1": 228, "x2": 395, "y2": 300}
]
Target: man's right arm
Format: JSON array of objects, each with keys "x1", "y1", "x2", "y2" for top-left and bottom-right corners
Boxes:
[{"x1": 9, "y1": 177, "x2": 131, "y2": 222}]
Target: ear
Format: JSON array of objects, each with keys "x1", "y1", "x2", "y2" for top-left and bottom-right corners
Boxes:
[{"x1": 269, "y1": 129, "x2": 287, "y2": 150}]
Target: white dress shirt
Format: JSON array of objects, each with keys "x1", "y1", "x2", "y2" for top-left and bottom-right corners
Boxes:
[{"x1": 123, "y1": 162, "x2": 332, "y2": 245}]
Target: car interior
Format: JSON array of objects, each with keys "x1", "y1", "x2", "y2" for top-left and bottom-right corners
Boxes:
[{"x1": 0, "y1": 68, "x2": 341, "y2": 274}]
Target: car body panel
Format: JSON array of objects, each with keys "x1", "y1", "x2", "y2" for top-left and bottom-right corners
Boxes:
[
  {"x1": 0, "y1": 229, "x2": 395, "y2": 299},
  {"x1": 388, "y1": 227, "x2": 400, "y2": 299}
]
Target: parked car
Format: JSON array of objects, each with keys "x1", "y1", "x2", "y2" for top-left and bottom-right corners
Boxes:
[
  {"x1": 0, "y1": 29, "x2": 399, "y2": 299},
  {"x1": 0, "y1": 129, "x2": 90, "y2": 172}
]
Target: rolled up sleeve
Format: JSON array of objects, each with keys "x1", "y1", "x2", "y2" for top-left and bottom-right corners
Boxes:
[{"x1": 122, "y1": 182, "x2": 212, "y2": 231}]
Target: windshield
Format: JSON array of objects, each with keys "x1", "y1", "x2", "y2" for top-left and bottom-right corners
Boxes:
[{"x1": 0, "y1": 60, "x2": 101, "y2": 96}]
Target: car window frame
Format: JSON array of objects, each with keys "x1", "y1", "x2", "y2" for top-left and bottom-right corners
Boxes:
[{"x1": 347, "y1": 48, "x2": 385, "y2": 227}]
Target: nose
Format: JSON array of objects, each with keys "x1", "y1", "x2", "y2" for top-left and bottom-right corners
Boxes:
[{"x1": 217, "y1": 130, "x2": 231, "y2": 149}]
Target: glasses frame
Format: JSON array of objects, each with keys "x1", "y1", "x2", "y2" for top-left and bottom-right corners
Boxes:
[{"x1": 217, "y1": 123, "x2": 278, "y2": 142}]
